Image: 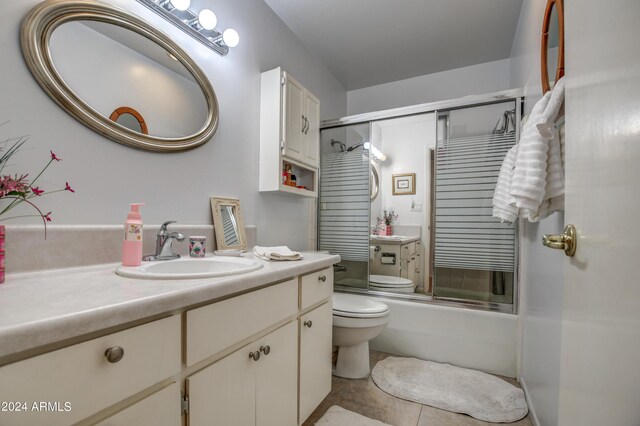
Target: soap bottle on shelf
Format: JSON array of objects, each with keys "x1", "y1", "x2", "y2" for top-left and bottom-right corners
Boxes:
[{"x1": 122, "y1": 203, "x2": 144, "y2": 266}]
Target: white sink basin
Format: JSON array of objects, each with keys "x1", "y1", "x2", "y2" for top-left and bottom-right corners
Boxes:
[{"x1": 115, "y1": 256, "x2": 263, "y2": 280}]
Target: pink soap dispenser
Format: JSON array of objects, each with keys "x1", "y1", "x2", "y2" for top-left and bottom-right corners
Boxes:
[{"x1": 122, "y1": 203, "x2": 145, "y2": 266}]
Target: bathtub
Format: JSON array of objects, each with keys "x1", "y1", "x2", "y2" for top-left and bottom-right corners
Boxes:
[{"x1": 363, "y1": 296, "x2": 518, "y2": 377}]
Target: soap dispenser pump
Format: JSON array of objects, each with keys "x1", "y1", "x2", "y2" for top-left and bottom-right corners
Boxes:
[{"x1": 122, "y1": 203, "x2": 145, "y2": 266}]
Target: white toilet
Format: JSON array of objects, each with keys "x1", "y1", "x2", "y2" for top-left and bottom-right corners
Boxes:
[
  {"x1": 332, "y1": 293, "x2": 389, "y2": 379},
  {"x1": 369, "y1": 274, "x2": 415, "y2": 293}
]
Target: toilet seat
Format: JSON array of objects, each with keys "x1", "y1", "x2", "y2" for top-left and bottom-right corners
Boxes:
[
  {"x1": 369, "y1": 274, "x2": 415, "y2": 293},
  {"x1": 370, "y1": 275, "x2": 413, "y2": 287},
  {"x1": 332, "y1": 293, "x2": 389, "y2": 318}
]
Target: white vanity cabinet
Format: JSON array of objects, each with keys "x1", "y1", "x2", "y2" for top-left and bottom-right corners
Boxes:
[
  {"x1": 259, "y1": 67, "x2": 319, "y2": 197},
  {"x1": 186, "y1": 321, "x2": 298, "y2": 426},
  {"x1": 0, "y1": 262, "x2": 336, "y2": 426},
  {"x1": 184, "y1": 278, "x2": 299, "y2": 426},
  {"x1": 372, "y1": 240, "x2": 422, "y2": 286},
  {"x1": 0, "y1": 315, "x2": 181, "y2": 426}
]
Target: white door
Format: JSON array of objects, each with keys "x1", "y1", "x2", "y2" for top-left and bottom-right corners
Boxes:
[{"x1": 558, "y1": 1, "x2": 640, "y2": 424}]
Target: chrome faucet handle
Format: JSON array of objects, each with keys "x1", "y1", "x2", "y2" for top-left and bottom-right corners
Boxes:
[
  {"x1": 158, "y1": 220, "x2": 177, "y2": 236},
  {"x1": 158, "y1": 232, "x2": 185, "y2": 259}
]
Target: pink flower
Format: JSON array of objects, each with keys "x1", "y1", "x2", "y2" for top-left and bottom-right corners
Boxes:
[
  {"x1": 0, "y1": 174, "x2": 29, "y2": 198},
  {"x1": 50, "y1": 151, "x2": 61, "y2": 161},
  {"x1": 44, "y1": 212, "x2": 52, "y2": 222},
  {"x1": 31, "y1": 186, "x2": 44, "y2": 196},
  {"x1": 64, "y1": 182, "x2": 75, "y2": 193}
]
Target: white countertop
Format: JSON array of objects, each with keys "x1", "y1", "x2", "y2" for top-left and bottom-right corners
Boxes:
[
  {"x1": 0, "y1": 252, "x2": 339, "y2": 363},
  {"x1": 370, "y1": 235, "x2": 420, "y2": 244}
]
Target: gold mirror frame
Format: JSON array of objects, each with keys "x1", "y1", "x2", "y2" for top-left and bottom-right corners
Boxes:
[
  {"x1": 21, "y1": 0, "x2": 219, "y2": 152},
  {"x1": 541, "y1": 0, "x2": 565, "y2": 94},
  {"x1": 210, "y1": 197, "x2": 247, "y2": 252}
]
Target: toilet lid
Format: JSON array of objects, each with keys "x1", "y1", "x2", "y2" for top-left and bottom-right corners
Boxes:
[
  {"x1": 332, "y1": 293, "x2": 389, "y2": 318},
  {"x1": 370, "y1": 275, "x2": 413, "y2": 286}
]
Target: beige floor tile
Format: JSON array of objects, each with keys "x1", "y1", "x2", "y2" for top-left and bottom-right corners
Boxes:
[{"x1": 304, "y1": 350, "x2": 533, "y2": 426}]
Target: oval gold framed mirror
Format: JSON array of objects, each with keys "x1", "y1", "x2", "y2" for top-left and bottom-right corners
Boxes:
[
  {"x1": 21, "y1": 0, "x2": 219, "y2": 152},
  {"x1": 541, "y1": 0, "x2": 565, "y2": 93}
]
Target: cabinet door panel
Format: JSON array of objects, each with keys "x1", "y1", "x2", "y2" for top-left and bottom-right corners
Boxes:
[
  {"x1": 284, "y1": 75, "x2": 304, "y2": 162},
  {"x1": 299, "y1": 303, "x2": 332, "y2": 424},
  {"x1": 187, "y1": 343, "x2": 256, "y2": 426},
  {"x1": 302, "y1": 92, "x2": 320, "y2": 167},
  {"x1": 256, "y1": 321, "x2": 297, "y2": 426}
]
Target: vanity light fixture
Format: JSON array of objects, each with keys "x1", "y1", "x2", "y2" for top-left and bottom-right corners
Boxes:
[
  {"x1": 136, "y1": 0, "x2": 239, "y2": 56},
  {"x1": 364, "y1": 142, "x2": 387, "y2": 162}
]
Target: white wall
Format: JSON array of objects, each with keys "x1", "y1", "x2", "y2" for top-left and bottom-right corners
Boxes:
[
  {"x1": 346, "y1": 58, "x2": 511, "y2": 116},
  {"x1": 1, "y1": 0, "x2": 346, "y2": 251},
  {"x1": 509, "y1": 1, "x2": 564, "y2": 425}
]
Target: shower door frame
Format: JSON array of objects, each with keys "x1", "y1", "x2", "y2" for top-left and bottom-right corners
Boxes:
[{"x1": 321, "y1": 89, "x2": 524, "y2": 314}]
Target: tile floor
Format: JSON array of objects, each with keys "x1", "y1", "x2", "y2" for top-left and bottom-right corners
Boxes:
[{"x1": 303, "y1": 350, "x2": 533, "y2": 426}]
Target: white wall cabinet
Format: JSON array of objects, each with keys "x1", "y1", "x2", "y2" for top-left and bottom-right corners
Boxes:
[{"x1": 260, "y1": 67, "x2": 320, "y2": 197}]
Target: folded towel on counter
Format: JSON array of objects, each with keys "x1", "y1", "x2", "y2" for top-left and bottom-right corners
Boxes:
[
  {"x1": 493, "y1": 77, "x2": 566, "y2": 223},
  {"x1": 253, "y1": 246, "x2": 304, "y2": 261}
]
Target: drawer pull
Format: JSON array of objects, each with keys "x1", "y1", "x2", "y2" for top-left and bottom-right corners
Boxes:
[
  {"x1": 249, "y1": 351, "x2": 261, "y2": 361},
  {"x1": 318, "y1": 275, "x2": 327, "y2": 282},
  {"x1": 105, "y1": 346, "x2": 124, "y2": 363},
  {"x1": 304, "y1": 320, "x2": 313, "y2": 328},
  {"x1": 260, "y1": 345, "x2": 271, "y2": 355}
]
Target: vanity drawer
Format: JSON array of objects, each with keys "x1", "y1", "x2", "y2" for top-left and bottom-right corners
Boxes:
[
  {"x1": 300, "y1": 267, "x2": 333, "y2": 310},
  {"x1": 96, "y1": 382, "x2": 180, "y2": 426},
  {"x1": 186, "y1": 278, "x2": 298, "y2": 366},
  {"x1": 0, "y1": 315, "x2": 181, "y2": 426}
]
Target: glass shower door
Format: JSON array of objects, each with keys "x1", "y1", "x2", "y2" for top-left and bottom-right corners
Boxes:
[
  {"x1": 433, "y1": 102, "x2": 519, "y2": 309},
  {"x1": 318, "y1": 124, "x2": 371, "y2": 290}
]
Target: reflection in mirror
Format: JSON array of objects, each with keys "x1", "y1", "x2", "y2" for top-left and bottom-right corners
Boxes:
[
  {"x1": 109, "y1": 106, "x2": 148, "y2": 134},
  {"x1": 50, "y1": 21, "x2": 206, "y2": 138},
  {"x1": 21, "y1": 0, "x2": 219, "y2": 152},
  {"x1": 211, "y1": 197, "x2": 247, "y2": 251}
]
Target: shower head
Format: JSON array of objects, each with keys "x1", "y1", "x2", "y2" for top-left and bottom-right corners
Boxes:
[
  {"x1": 330, "y1": 139, "x2": 346, "y2": 152},
  {"x1": 346, "y1": 142, "x2": 365, "y2": 152}
]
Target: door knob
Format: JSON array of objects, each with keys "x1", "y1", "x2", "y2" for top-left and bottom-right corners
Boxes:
[{"x1": 542, "y1": 224, "x2": 577, "y2": 257}]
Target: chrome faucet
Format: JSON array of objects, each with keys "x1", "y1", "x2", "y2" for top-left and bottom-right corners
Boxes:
[{"x1": 143, "y1": 220, "x2": 185, "y2": 261}]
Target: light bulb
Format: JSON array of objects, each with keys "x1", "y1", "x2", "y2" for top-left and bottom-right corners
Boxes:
[
  {"x1": 198, "y1": 9, "x2": 217, "y2": 30},
  {"x1": 169, "y1": 0, "x2": 190, "y2": 11},
  {"x1": 222, "y1": 29, "x2": 239, "y2": 47}
]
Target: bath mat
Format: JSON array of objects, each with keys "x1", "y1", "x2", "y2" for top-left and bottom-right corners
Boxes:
[
  {"x1": 371, "y1": 357, "x2": 528, "y2": 423},
  {"x1": 315, "y1": 406, "x2": 393, "y2": 426}
]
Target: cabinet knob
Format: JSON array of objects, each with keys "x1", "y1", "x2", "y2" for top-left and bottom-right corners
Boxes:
[
  {"x1": 105, "y1": 346, "x2": 124, "y2": 363},
  {"x1": 304, "y1": 320, "x2": 313, "y2": 328},
  {"x1": 318, "y1": 275, "x2": 327, "y2": 282},
  {"x1": 260, "y1": 345, "x2": 271, "y2": 355},
  {"x1": 249, "y1": 351, "x2": 261, "y2": 361}
]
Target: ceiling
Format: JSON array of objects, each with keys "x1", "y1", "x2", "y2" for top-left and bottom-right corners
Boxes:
[{"x1": 264, "y1": 0, "x2": 524, "y2": 90}]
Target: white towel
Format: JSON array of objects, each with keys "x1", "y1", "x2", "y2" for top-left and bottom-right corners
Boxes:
[
  {"x1": 253, "y1": 245, "x2": 304, "y2": 261},
  {"x1": 492, "y1": 77, "x2": 566, "y2": 223}
]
